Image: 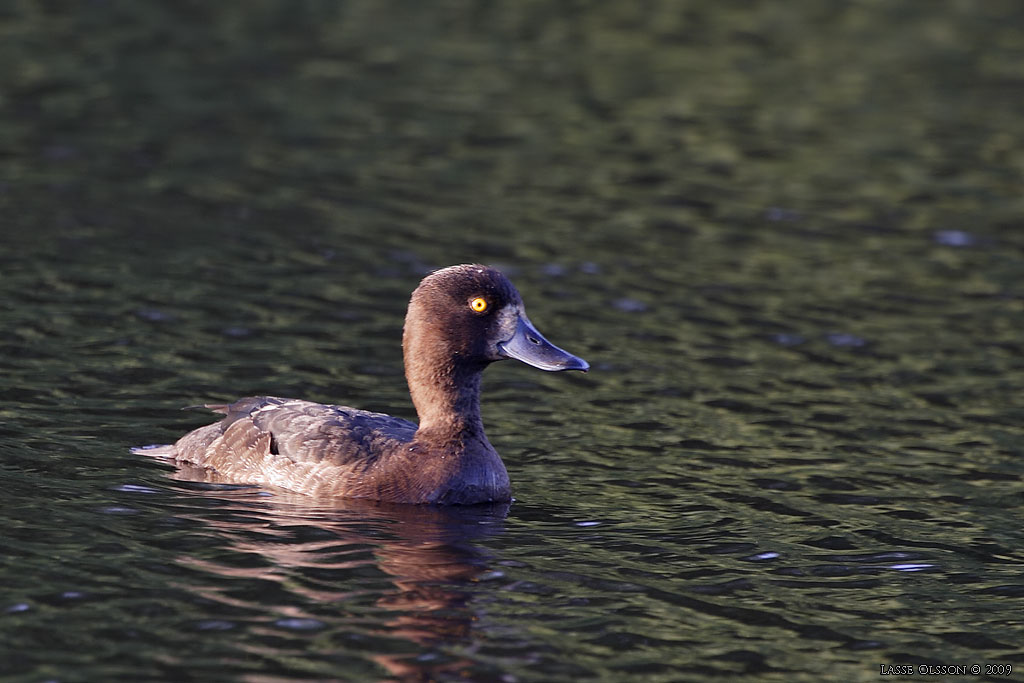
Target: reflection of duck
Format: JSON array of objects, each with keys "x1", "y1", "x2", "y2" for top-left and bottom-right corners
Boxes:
[
  {"x1": 135, "y1": 265, "x2": 588, "y2": 504},
  {"x1": 167, "y1": 471, "x2": 509, "y2": 681}
]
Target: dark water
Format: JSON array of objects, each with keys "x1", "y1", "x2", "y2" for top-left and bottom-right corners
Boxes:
[{"x1": 3, "y1": 2, "x2": 1024, "y2": 681}]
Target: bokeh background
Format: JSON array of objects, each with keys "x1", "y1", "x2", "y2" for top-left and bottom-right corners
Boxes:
[{"x1": 2, "y1": 2, "x2": 1023, "y2": 681}]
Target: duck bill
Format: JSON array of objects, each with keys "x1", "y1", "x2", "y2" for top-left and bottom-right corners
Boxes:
[{"x1": 497, "y1": 314, "x2": 589, "y2": 372}]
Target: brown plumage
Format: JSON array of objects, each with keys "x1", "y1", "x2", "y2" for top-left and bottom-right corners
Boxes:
[{"x1": 133, "y1": 264, "x2": 589, "y2": 504}]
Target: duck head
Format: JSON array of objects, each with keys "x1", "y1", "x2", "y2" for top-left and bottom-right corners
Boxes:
[{"x1": 403, "y1": 264, "x2": 588, "y2": 375}]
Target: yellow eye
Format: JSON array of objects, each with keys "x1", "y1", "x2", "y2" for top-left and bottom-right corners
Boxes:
[{"x1": 469, "y1": 297, "x2": 488, "y2": 312}]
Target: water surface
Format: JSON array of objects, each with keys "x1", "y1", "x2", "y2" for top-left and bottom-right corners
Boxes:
[{"x1": 2, "y1": 2, "x2": 1023, "y2": 681}]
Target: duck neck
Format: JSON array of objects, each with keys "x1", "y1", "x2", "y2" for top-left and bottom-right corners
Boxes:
[
  {"x1": 402, "y1": 287, "x2": 491, "y2": 447},
  {"x1": 407, "y1": 362, "x2": 487, "y2": 443}
]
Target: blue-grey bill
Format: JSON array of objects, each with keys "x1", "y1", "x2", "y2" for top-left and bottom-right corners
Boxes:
[{"x1": 497, "y1": 315, "x2": 589, "y2": 372}]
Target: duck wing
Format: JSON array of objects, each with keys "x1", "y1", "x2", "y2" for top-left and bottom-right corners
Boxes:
[{"x1": 165, "y1": 397, "x2": 418, "y2": 492}]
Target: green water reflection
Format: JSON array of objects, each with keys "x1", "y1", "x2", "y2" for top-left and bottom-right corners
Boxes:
[{"x1": 1, "y1": 2, "x2": 1023, "y2": 681}]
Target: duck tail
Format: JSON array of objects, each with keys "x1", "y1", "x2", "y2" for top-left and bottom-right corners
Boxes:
[{"x1": 130, "y1": 443, "x2": 177, "y2": 457}]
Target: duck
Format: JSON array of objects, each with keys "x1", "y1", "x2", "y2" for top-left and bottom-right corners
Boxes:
[{"x1": 133, "y1": 264, "x2": 589, "y2": 504}]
